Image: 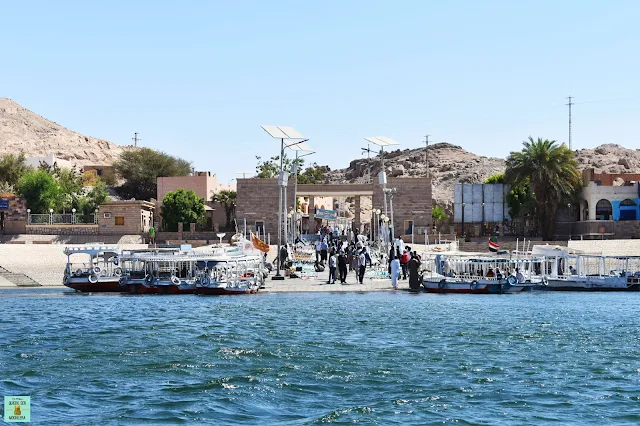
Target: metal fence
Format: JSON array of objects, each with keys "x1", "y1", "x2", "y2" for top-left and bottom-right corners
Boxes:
[{"x1": 27, "y1": 212, "x2": 96, "y2": 225}]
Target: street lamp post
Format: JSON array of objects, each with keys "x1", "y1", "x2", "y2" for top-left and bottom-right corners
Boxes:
[
  {"x1": 568, "y1": 203, "x2": 572, "y2": 240},
  {"x1": 461, "y1": 202, "x2": 465, "y2": 240},
  {"x1": 261, "y1": 126, "x2": 309, "y2": 280}
]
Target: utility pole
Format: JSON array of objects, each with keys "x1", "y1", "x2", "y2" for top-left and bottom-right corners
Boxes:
[
  {"x1": 424, "y1": 134, "x2": 430, "y2": 177},
  {"x1": 132, "y1": 132, "x2": 141, "y2": 147},
  {"x1": 566, "y1": 96, "x2": 574, "y2": 150}
]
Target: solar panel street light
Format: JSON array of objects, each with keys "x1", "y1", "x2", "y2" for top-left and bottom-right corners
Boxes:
[
  {"x1": 364, "y1": 136, "x2": 400, "y2": 258},
  {"x1": 261, "y1": 125, "x2": 308, "y2": 280}
]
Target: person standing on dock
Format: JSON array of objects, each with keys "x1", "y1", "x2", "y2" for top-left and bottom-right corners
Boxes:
[
  {"x1": 315, "y1": 239, "x2": 321, "y2": 263},
  {"x1": 327, "y1": 250, "x2": 337, "y2": 284},
  {"x1": 338, "y1": 250, "x2": 348, "y2": 283},
  {"x1": 358, "y1": 249, "x2": 366, "y2": 284},
  {"x1": 408, "y1": 252, "x2": 422, "y2": 291},
  {"x1": 391, "y1": 255, "x2": 400, "y2": 289},
  {"x1": 320, "y1": 239, "x2": 328, "y2": 265}
]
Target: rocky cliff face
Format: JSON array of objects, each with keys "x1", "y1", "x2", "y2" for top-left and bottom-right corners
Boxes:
[
  {"x1": 0, "y1": 98, "x2": 128, "y2": 167},
  {"x1": 575, "y1": 143, "x2": 640, "y2": 173},
  {"x1": 327, "y1": 142, "x2": 640, "y2": 209},
  {"x1": 326, "y1": 142, "x2": 506, "y2": 208}
]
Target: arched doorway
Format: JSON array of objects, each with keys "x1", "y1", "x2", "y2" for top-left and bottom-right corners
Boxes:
[
  {"x1": 596, "y1": 199, "x2": 613, "y2": 220},
  {"x1": 619, "y1": 199, "x2": 637, "y2": 221}
]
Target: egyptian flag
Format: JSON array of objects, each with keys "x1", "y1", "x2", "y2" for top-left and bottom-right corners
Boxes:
[{"x1": 489, "y1": 235, "x2": 500, "y2": 252}]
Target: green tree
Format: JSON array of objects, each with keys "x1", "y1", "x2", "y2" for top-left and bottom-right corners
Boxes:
[
  {"x1": 505, "y1": 137, "x2": 581, "y2": 240},
  {"x1": 114, "y1": 148, "x2": 192, "y2": 201},
  {"x1": 254, "y1": 154, "x2": 303, "y2": 178},
  {"x1": 297, "y1": 163, "x2": 328, "y2": 184},
  {"x1": 432, "y1": 205, "x2": 448, "y2": 230},
  {"x1": 161, "y1": 189, "x2": 205, "y2": 231},
  {"x1": 0, "y1": 153, "x2": 31, "y2": 187},
  {"x1": 484, "y1": 173, "x2": 505, "y2": 184},
  {"x1": 211, "y1": 190, "x2": 237, "y2": 228},
  {"x1": 18, "y1": 170, "x2": 60, "y2": 213}
]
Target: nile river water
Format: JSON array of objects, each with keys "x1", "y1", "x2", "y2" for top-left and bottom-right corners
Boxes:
[{"x1": 1, "y1": 289, "x2": 639, "y2": 425}]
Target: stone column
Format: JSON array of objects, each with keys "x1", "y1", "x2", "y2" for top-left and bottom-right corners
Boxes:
[
  {"x1": 308, "y1": 196, "x2": 315, "y2": 234},
  {"x1": 354, "y1": 196, "x2": 361, "y2": 232}
]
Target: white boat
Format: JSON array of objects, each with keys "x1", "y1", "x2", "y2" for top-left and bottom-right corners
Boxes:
[
  {"x1": 531, "y1": 245, "x2": 640, "y2": 291},
  {"x1": 117, "y1": 238, "x2": 266, "y2": 295},
  {"x1": 422, "y1": 253, "x2": 546, "y2": 294},
  {"x1": 63, "y1": 244, "x2": 125, "y2": 292},
  {"x1": 195, "y1": 239, "x2": 265, "y2": 295}
]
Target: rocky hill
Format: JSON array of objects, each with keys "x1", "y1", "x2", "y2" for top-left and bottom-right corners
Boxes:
[
  {"x1": 327, "y1": 142, "x2": 640, "y2": 211},
  {"x1": 326, "y1": 142, "x2": 507, "y2": 208},
  {"x1": 0, "y1": 98, "x2": 127, "y2": 167},
  {"x1": 575, "y1": 143, "x2": 640, "y2": 173}
]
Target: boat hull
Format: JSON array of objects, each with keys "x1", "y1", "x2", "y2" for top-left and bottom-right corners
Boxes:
[
  {"x1": 544, "y1": 278, "x2": 640, "y2": 292},
  {"x1": 125, "y1": 282, "x2": 196, "y2": 294},
  {"x1": 195, "y1": 286, "x2": 258, "y2": 295},
  {"x1": 64, "y1": 278, "x2": 125, "y2": 292},
  {"x1": 422, "y1": 279, "x2": 531, "y2": 294}
]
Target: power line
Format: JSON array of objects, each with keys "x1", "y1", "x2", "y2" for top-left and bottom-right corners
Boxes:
[
  {"x1": 424, "y1": 134, "x2": 430, "y2": 178},
  {"x1": 566, "y1": 96, "x2": 573, "y2": 150}
]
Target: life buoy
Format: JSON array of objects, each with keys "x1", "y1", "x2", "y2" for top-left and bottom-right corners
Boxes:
[
  {"x1": 438, "y1": 279, "x2": 447, "y2": 289},
  {"x1": 114, "y1": 267, "x2": 122, "y2": 276},
  {"x1": 113, "y1": 257, "x2": 119, "y2": 266},
  {"x1": 171, "y1": 276, "x2": 181, "y2": 285},
  {"x1": 63, "y1": 275, "x2": 70, "y2": 285},
  {"x1": 470, "y1": 280, "x2": 479, "y2": 290},
  {"x1": 507, "y1": 275, "x2": 517, "y2": 286},
  {"x1": 88, "y1": 274, "x2": 98, "y2": 284},
  {"x1": 145, "y1": 274, "x2": 154, "y2": 284},
  {"x1": 92, "y1": 266, "x2": 101, "y2": 275},
  {"x1": 74, "y1": 269, "x2": 83, "y2": 277},
  {"x1": 201, "y1": 275, "x2": 211, "y2": 286}
]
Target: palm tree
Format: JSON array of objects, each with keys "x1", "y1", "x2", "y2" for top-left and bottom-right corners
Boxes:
[
  {"x1": 432, "y1": 205, "x2": 448, "y2": 232},
  {"x1": 211, "y1": 190, "x2": 237, "y2": 229},
  {"x1": 505, "y1": 137, "x2": 581, "y2": 240}
]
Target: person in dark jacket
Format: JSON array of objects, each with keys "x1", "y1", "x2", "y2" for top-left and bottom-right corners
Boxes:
[
  {"x1": 408, "y1": 252, "x2": 422, "y2": 291},
  {"x1": 338, "y1": 251, "x2": 348, "y2": 283}
]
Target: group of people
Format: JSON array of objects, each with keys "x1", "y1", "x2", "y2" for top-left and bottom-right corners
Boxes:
[{"x1": 315, "y1": 237, "x2": 371, "y2": 284}]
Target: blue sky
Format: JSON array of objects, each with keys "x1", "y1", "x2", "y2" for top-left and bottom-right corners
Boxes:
[{"x1": 2, "y1": 0, "x2": 639, "y2": 183}]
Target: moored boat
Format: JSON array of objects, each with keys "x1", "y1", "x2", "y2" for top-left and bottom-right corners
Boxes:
[
  {"x1": 63, "y1": 244, "x2": 125, "y2": 292},
  {"x1": 195, "y1": 239, "x2": 265, "y2": 295},
  {"x1": 422, "y1": 253, "x2": 546, "y2": 294},
  {"x1": 531, "y1": 245, "x2": 640, "y2": 291}
]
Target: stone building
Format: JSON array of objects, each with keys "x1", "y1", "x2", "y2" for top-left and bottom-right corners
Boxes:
[
  {"x1": 235, "y1": 177, "x2": 432, "y2": 240},
  {"x1": 0, "y1": 193, "x2": 27, "y2": 233},
  {"x1": 97, "y1": 200, "x2": 154, "y2": 235},
  {"x1": 581, "y1": 168, "x2": 640, "y2": 221},
  {"x1": 156, "y1": 171, "x2": 236, "y2": 230}
]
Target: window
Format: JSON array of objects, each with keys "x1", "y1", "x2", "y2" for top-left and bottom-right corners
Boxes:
[
  {"x1": 115, "y1": 216, "x2": 125, "y2": 226},
  {"x1": 255, "y1": 221, "x2": 264, "y2": 235},
  {"x1": 404, "y1": 220, "x2": 414, "y2": 235}
]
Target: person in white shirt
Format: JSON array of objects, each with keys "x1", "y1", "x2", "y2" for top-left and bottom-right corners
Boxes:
[
  {"x1": 395, "y1": 237, "x2": 404, "y2": 257},
  {"x1": 358, "y1": 250, "x2": 366, "y2": 283},
  {"x1": 327, "y1": 251, "x2": 337, "y2": 284},
  {"x1": 391, "y1": 255, "x2": 400, "y2": 289},
  {"x1": 315, "y1": 239, "x2": 322, "y2": 263}
]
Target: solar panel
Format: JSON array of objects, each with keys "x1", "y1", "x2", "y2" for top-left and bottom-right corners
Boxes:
[
  {"x1": 261, "y1": 125, "x2": 305, "y2": 139},
  {"x1": 284, "y1": 140, "x2": 313, "y2": 152},
  {"x1": 376, "y1": 136, "x2": 400, "y2": 146},
  {"x1": 364, "y1": 137, "x2": 384, "y2": 145}
]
